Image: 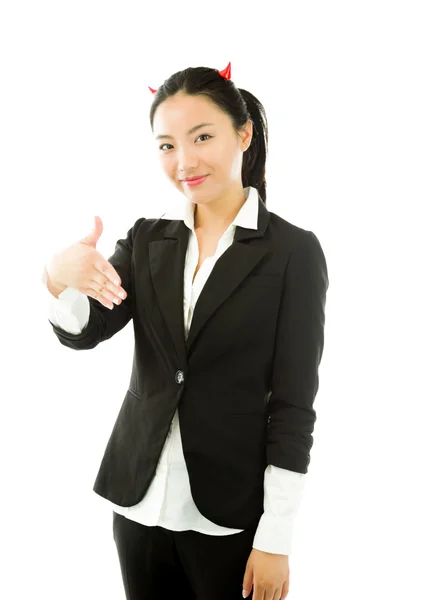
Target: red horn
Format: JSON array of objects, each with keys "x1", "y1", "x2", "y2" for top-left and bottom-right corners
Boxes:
[
  {"x1": 218, "y1": 62, "x2": 231, "y2": 80},
  {"x1": 148, "y1": 86, "x2": 157, "y2": 94}
]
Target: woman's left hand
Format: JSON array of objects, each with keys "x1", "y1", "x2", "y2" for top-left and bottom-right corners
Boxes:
[{"x1": 242, "y1": 548, "x2": 290, "y2": 599}]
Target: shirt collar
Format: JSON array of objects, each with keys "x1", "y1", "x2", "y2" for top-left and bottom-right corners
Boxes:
[{"x1": 161, "y1": 186, "x2": 260, "y2": 233}]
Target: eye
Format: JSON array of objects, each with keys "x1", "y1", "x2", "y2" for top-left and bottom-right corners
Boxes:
[{"x1": 159, "y1": 134, "x2": 212, "y2": 152}]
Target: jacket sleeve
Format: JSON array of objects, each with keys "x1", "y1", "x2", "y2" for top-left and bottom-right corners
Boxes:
[
  {"x1": 267, "y1": 229, "x2": 329, "y2": 473},
  {"x1": 48, "y1": 218, "x2": 145, "y2": 350}
]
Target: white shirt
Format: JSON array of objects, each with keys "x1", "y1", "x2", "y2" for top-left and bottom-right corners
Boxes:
[{"x1": 44, "y1": 186, "x2": 307, "y2": 555}]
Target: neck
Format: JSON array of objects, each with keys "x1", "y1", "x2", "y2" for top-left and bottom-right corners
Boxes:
[{"x1": 194, "y1": 186, "x2": 247, "y2": 234}]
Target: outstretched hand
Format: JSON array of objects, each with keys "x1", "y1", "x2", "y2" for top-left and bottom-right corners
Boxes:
[{"x1": 45, "y1": 216, "x2": 127, "y2": 309}]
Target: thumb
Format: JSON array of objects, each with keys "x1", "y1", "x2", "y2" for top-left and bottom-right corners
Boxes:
[{"x1": 80, "y1": 215, "x2": 103, "y2": 247}]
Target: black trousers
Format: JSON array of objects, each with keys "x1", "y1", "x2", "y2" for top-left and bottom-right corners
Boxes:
[{"x1": 112, "y1": 511, "x2": 257, "y2": 600}]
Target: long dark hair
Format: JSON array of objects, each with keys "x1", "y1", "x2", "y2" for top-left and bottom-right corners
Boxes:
[{"x1": 149, "y1": 66, "x2": 269, "y2": 204}]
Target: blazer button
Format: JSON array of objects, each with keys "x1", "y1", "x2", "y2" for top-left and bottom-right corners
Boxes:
[{"x1": 175, "y1": 370, "x2": 184, "y2": 384}]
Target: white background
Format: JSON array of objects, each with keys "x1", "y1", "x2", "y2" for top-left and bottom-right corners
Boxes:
[{"x1": 1, "y1": 1, "x2": 425, "y2": 598}]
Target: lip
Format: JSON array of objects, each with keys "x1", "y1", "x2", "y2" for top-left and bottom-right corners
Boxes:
[
  {"x1": 183, "y1": 175, "x2": 207, "y2": 182},
  {"x1": 183, "y1": 175, "x2": 208, "y2": 187}
]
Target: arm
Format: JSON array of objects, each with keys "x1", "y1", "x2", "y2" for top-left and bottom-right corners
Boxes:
[
  {"x1": 252, "y1": 230, "x2": 328, "y2": 554},
  {"x1": 266, "y1": 229, "x2": 329, "y2": 473}
]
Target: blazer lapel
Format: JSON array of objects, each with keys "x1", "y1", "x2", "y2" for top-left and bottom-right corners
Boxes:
[
  {"x1": 148, "y1": 220, "x2": 189, "y2": 364},
  {"x1": 148, "y1": 198, "x2": 271, "y2": 361}
]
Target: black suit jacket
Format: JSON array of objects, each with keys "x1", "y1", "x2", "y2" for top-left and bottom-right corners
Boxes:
[{"x1": 49, "y1": 198, "x2": 329, "y2": 530}]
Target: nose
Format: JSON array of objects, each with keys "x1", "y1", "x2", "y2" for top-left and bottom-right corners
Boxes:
[{"x1": 177, "y1": 146, "x2": 199, "y2": 173}]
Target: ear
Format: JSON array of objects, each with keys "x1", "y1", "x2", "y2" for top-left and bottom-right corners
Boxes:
[{"x1": 240, "y1": 119, "x2": 253, "y2": 151}]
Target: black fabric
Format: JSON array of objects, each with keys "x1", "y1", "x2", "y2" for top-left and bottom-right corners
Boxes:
[{"x1": 112, "y1": 511, "x2": 258, "y2": 600}]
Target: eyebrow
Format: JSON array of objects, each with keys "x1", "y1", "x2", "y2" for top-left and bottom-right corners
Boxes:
[{"x1": 155, "y1": 122, "x2": 215, "y2": 140}]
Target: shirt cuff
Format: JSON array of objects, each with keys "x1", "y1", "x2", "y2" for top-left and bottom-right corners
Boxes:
[
  {"x1": 45, "y1": 284, "x2": 90, "y2": 333},
  {"x1": 252, "y1": 466, "x2": 307, "y2": 555},
  {"x1": 252, "y1": 511, "x2": 296, "y2": 555}
]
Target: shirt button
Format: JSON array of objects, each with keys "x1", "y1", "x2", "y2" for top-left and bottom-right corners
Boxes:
[{"x1": 175, "y1": 370, "x2": 184, "y2": 384}]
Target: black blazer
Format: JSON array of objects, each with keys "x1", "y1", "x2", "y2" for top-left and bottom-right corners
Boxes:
[{"x1": 49, "y1": 197, "x2": 329, "y2": 531}]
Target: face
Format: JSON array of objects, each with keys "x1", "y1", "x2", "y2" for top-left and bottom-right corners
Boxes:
[{"x1": 152, "y1": 92, "x2": 252, "y2": 205}]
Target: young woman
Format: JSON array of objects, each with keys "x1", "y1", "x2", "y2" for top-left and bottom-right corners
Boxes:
[{"x1": 44, "y1": 62, "x2": 329, "y2": 600}]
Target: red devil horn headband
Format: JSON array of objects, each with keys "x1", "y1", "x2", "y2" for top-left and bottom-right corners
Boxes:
[{"x1": 148, "y1": 61, "x2": 231, "y2": 95}]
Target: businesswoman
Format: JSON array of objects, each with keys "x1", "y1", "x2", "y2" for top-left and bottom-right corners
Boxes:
[{"x1": 45, "y1": 63, "x2": 329, "y2": 600}]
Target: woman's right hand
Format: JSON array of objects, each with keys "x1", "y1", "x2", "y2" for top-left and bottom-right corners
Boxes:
[{"x1": 46, "y1": 216, "x2": 128, "y2": 310}]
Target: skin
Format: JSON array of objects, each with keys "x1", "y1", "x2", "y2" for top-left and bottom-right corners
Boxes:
[{"x1": 152, "y1": 92, "x2": 291, "y2": 600}]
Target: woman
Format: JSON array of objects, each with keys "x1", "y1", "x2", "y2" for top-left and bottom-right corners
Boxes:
[{"x1": 43, "y1": 62, "x2": 329, "y2": 600}]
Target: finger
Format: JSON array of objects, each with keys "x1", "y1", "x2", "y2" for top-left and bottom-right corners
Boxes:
[
  {"x1": 80, "y1": 216, "x2": 103, "y2": 247},
  {"x1": 80, "y1": 287, "x2": 115, "y2": 310},
  {"x1": 253, "y1": 584, "x2": 266, "y2": 600},
  {"x1": 81, "y1": 275, "x2": 123, "y2": 310},
  {"x1": 266, "y1": 586, "x2": 278, "y2": 600},
  {"x1": 280, "y1": 580, "x2": 289, "y2": 599},
  {"x1": 90, "y1": 269, "x2": 127, "y2": 301},
  {"x1": 94, "y1": 259, "x2": 122, "y2": 289},
  {"x1": 86, "y1": 278, "x2": 124, "y2": 309},
  {"x1": 283, "y1": 579, "x2": 289, "y2": 599},
  {"x1": 273, "y1": 587, "x2": 282, "y2": 600},
  {"x1": 81, "y1": 281, "x2": 119, "y2": 310}
]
